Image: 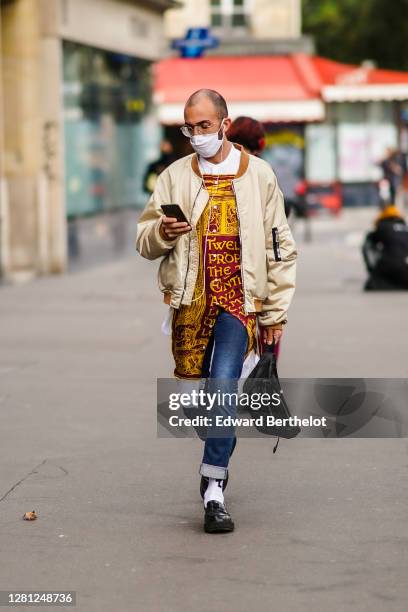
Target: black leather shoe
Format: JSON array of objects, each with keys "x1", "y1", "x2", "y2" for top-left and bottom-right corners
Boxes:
[
  {"x1": 204, "y1": 501, "x2": 234, "y2": 533},
  {"x1": 200, "y1": 438, "x2": 237, "y2": 499}
]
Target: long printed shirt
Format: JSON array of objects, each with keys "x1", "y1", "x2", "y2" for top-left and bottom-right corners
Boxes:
[{"x1": 171, "y1": 173, "x2": 257, "y2": 379}]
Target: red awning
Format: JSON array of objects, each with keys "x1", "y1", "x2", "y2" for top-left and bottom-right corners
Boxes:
[
  {"x1": 154, "y1": 55, "x2": 319, "y2": 103},
  {"x1": 153, "y1": 54, "x2": 408, "y2": 123},
  {"x1": 312, "y1": 56, "x2": 408, "y2": 86}
]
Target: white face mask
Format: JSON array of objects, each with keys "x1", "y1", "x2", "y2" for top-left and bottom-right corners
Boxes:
[{"x1": 190, "y1": 120, "x2": 225, "y2": 158}]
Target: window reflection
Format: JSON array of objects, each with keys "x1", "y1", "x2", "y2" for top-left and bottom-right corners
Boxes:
[{"x1": 63, "y1": 41, "x2": 152, "y2": 218}]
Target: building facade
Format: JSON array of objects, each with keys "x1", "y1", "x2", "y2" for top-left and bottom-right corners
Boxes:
[
  {"x1": 154, "y1": 54, "x2": 408, "y2": 208},
  {"x1": 164, "y1": 0, "x2": 312, "y2": 55},
  {"x1": 160, "y1": 2, "x2": 408, "y2": 208},
  {"x1": 0, "y1": 0, "x2": 174, "y2": 281}
]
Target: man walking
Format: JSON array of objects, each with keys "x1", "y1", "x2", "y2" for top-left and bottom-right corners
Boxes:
[{"x1": 136, "y1": 90, "x2": 297, "y2": 533}]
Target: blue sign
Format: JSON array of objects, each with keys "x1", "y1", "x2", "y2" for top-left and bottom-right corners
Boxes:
[{"x1": 172, "y1": 28, "x2": 219, "y2": 58}]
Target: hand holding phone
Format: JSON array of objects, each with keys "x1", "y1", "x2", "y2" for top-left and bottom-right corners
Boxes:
[{"x1": 160, "y1": 204, "x2": 192, "y2": 240}]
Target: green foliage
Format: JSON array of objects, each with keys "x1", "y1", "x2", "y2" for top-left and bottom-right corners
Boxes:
[{"x1": 302, "y1": 0, "x2": 408, "y2": 71}]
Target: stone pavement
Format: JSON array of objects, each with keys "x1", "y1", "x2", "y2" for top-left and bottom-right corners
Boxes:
[{"x1": 0, "y1": 208, "x2": 407, "y2": 612}]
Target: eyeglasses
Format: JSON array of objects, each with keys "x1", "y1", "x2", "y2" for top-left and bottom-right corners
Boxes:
[{"x1": 180, "y1": 120, "x2": 222, "y2": 138}]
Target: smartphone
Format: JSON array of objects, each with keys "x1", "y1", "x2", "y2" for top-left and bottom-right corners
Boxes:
[{"x1": 161, "y1": 204, "x2": 189, "y2": 224}]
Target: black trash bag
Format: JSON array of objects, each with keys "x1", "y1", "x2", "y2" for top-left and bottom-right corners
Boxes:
[{"x1": 242, "y1": 342, "x2": 301, "y2": 449}]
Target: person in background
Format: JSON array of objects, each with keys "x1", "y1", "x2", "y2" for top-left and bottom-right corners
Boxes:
[
  {"x1": 227, "y1": 116, "x2": 289, "y2": 358},
  {"x1": 227, "y1": 116, "x2": 292, "y2": 219},
  {"x1": 362, "y1": 204, "x2": 408, "y2": 290},
  {"x1": 380, "y1": 147, "x2": 406, "y2": 204},
  {"x1": 226, "y1": 116, "x2": 266, "y2": 157},
  {"x1": 143, "y1": 140, "x2": 177, "y2": 194}
]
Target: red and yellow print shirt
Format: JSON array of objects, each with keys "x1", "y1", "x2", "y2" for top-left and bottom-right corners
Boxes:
[{"x1": 171, "y1": 174, "x2": 257, "y2": 379}]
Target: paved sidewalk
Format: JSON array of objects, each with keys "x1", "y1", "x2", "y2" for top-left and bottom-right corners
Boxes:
[{"x1": 0, "y1": 209, "x2": 407, "y2": 611}]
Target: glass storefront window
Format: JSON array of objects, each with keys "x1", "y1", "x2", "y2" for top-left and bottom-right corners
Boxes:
[
  {"x1": 63, "y1": 41, "x2": 154, "y2": 218},
  {"x1": 334, "y1": 102, "x2": 398, "y2": 182},
  {"x1": 261, "y1": 125, "x2": 305, "y2": 200},
  {"x1": 305, "y1": 124, "x2": 336, "y2": 183}
]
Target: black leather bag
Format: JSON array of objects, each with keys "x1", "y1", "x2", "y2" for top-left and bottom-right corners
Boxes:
[{"x1": 242, "y1": 342, "x2": 300, "y2": 449}]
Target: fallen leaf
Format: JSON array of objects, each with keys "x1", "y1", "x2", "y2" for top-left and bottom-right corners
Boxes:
[{"x1": 23, "y1": 510, "x2": 37, "y2": 521}]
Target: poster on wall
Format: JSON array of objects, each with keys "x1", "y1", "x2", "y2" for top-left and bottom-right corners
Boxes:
[
  {"x1": 338, "y1": 124, "x2": 397, "y2": 182},
  {"x1": 305, "y1": 124, "x2": 336, "y2": 182}
]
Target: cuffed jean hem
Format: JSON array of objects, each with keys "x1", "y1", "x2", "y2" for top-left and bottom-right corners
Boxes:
[{"x1": 199, "y1": 463, "x2": 228, "y2": 480}]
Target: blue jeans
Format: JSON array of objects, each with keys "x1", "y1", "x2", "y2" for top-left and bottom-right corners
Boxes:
[{"x1": 199, "y1": 309, "x2": 248, "y2": 480}]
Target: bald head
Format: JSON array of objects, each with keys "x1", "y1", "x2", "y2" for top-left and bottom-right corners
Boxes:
[{"x1": 185, "y1": 89, "x2": 228, "y2": 121}]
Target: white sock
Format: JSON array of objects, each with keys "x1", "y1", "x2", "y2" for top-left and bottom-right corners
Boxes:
[{"x1": 204, "y1": 478, "x2": 224, "y2": 508}]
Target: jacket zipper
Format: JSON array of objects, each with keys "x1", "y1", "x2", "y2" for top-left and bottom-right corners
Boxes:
[
  {"x1": 180, "y1": 180, "x2": 204, "y2": 304},
  {"x1": 232, "y1": 181, "x2": 248, "y2": 315}
]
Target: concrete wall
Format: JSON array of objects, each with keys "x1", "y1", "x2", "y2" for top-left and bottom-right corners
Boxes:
[
  {"x1": 0, "y1": 0, "x2": 167, "y2": 280},
  {"x1": 164, "y1": 0, "x2": 301, "y2": 40},
  {"x1": 60, "y1": 0, "x2": 167, "y2": 60},
  {"x1": 165, "y1": 0, "x2": 210, "y2": 39},
  {"x1": 252, "y1": 0, "x2": 301, "y2": 39},
  {"x1": 1, "y1": 0, "x2": 45, "y2": 279},
  {"x1": 0, "y1": 17, "x2": 8, "y2": 276},
  {"x1": 0, "y1": 0, "x2": 66, "y2": 279}
]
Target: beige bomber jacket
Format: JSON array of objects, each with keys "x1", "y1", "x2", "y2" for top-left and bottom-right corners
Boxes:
[{"x1": 135, "y1": 143, "x2": 297, "y2": 328}]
